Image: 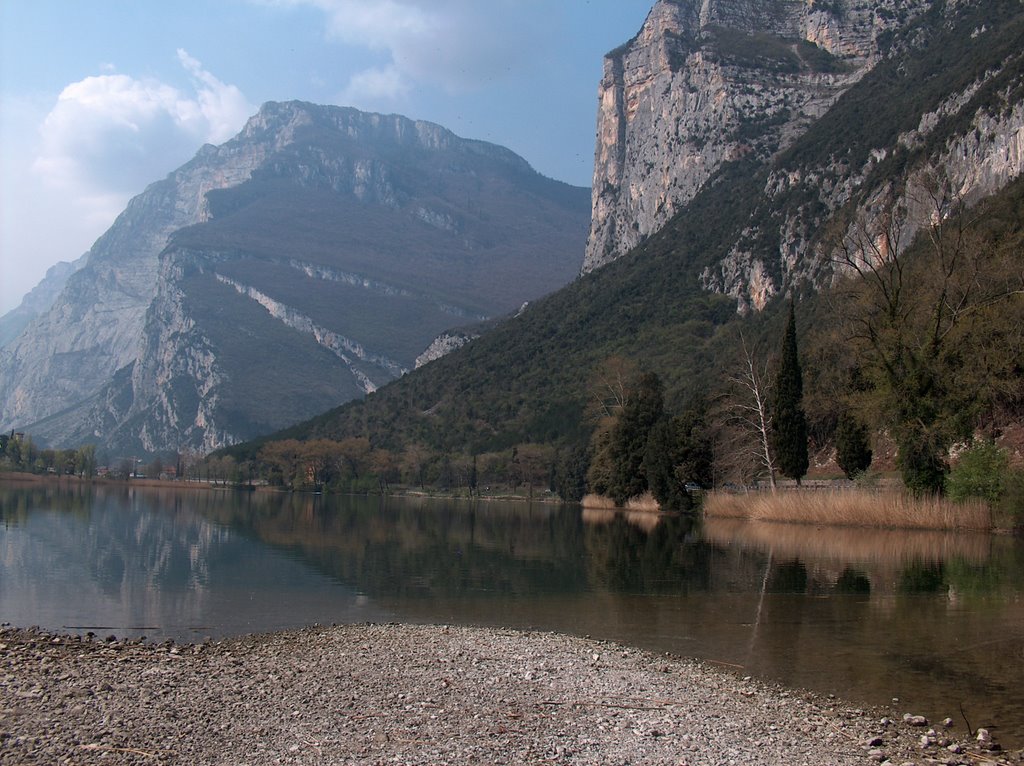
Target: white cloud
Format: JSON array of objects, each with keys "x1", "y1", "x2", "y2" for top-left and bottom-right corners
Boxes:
[
  {"x1": 341, "y1": 64, "x2": 410, "y2": 103},
  {"x1": 176, "y1": 49, "x2": 254, "y2": 143},
  {"x1": 265, "y1": 0, "x2": 549, "y2": 105},
  {"x1": 32, "y1": 51, "x2": 254, "y2": 207},
  {"x1": 0, "y1": 53, "x2": 254, "y2": 314}
]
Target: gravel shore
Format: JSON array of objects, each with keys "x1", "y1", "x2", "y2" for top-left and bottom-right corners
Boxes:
[{"x1": 1, "y1": 623, "x2": 1019, "y2": 766}]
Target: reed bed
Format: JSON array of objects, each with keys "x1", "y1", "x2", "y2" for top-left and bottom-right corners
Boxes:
[
  {"x1": 703, "y1": 488, "x2": 991, "y2": 531},
  {"x1": 581, "y1": 491, "x2": 661, "y2": 513}
]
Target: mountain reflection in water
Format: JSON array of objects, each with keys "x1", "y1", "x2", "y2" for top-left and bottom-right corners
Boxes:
[{"x1": 2, "y1": 482, "x2": 1022, "y2": 745}]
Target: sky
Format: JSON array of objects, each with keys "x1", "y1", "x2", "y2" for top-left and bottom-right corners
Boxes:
[{"x1": 0, "y1": 0, "x2": 653, "y2": 315}]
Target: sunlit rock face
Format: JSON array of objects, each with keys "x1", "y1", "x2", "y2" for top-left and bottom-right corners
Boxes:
[
  {"x1": 0, "y1": 102, "x2": 590, "y2": 454},
  {"x1": 584, "y1": 0, "x2": 925, "y2": 274},
  {"x1": 0, "y1": 132, "x2": 270, "y2": 443},
  {"x1": 587, "y1": 0, "x2": 1024, "y2": 316}
]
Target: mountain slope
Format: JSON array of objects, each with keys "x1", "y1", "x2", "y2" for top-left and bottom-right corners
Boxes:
[
  {"x1": 234, "y1": 0, "x2": 1024, "y2": 465},
  {"x1": 584, "y1": 0, "x2": 931, "y2": 272},
  {"x1": 0, "y1": 255, "x2": 87, "y2": 349},
  {"x1": 1, "y1": 102, "x2": 590, "y2": 454}
]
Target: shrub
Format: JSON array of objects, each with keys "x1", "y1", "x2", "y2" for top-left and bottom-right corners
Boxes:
[
  {"x1": 835, "y1": 411, "x2": 872, "y2": 479},
  {"x1": 947, "y1": 442, "x2": 1009, "y2": 504}
]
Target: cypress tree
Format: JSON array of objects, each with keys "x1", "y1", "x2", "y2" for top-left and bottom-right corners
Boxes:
[{"x1": 772, "y1": 301, "x2": 809, "y2": 483}]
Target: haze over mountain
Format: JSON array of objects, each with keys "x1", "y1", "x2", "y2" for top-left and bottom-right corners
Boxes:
[
  {"x1": 241, "y1": 0, "x2": 1024, "y2": 471},
  {"x1": 0, "y1": 102, "x2": 589, "y2": 454}
]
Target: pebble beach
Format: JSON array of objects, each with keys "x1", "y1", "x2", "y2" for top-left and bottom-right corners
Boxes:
[{"x1": 1, "y1": 623, "x2": 1020, "y2": 765}]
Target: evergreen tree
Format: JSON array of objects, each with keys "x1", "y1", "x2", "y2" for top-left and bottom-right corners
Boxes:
[
  {"x1": 586, "y1": 426, "x2": 614, "y2": 497},
  {"x1": 835, "y1": 411, "x2": 872, "y2": 479},
  {"x1": 554, "y1": 444, "x2": 590, "y2": 502},
  {"x1": 675, "y1": 402, "x2": 715, "y2": 490},
  {"x1": 608, "y1": 372, "x2": 664, "y2": 505},
  {"x1": 772, "y1": 301, "x2": 809, "y2": 482},
  {"x1": 643, "y1": 418, "x2": 689, "y2": 511}
]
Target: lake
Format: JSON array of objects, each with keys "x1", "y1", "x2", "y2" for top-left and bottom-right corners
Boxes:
[{"x1": 2, "y1": 481, "x2": 1022, "y2": 744}]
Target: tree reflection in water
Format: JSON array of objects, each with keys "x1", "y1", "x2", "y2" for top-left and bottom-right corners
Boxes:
[{"x1": 2, "y1": 483, "x2": 1023, "y2": 745}]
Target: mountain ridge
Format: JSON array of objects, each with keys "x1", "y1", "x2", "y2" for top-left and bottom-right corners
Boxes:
[
  {"x1": 0, "y1": 101, "x2": 590, "y2": 454},
  {"x1": 225, "y1": 0, "x2": 1024, "y2": 481}
]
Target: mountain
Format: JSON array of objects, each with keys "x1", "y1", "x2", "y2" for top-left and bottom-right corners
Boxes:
[
  {"x1": 585, "y1": 0, "x2": 927, "y2": 272},
  {"x1": 234, "y1": 0, "x2": 1024, "y2": 469},
  {"x1": 0, "y1": 254, "x2": 87, "y2": 348},
  {"x1": 0, "y1": 102, "x2": 590, "y2": 454}
]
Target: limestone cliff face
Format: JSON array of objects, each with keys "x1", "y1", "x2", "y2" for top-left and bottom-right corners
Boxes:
[
  {"x1": 414, "y1": 331, "x2": 478, "y2": 370},
  {"x1": 584, "y1": 0, "x2": 927, "y2": 272},
  {"x1": 2, "y1": 102, "x2": 589, "y2": 454},
  {"x1": 698, "y1": 18, "x2": 1024, "y2": 312},
  {"x1": 0, "y1": 133, "x2": 270, "y2": 436}
]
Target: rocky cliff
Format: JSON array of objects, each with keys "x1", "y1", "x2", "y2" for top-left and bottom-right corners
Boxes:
[
  {"x1": 1, "y1": 102, "x2": 589, "y2": 454},
  {"x1": 586, "y1": 0, "x2": 1024, "y2": 318},
  {"x1": 698, "y1": 0, "x2": 1024, "y2": 311},
  {"x1": 584, "y1": 0, "x2": 929, "y2": 273},
  {"x1": 0, "y1": 134, "x2": 271, "y2": 440}
]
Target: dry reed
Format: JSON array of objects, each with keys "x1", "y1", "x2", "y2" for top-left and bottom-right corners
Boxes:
[
  {"x1": 581, "y1": 492, "x2": 661, "y2": 513},
  {"x1": 703, "y1": 488, "x2": 991, "y2": 531}
]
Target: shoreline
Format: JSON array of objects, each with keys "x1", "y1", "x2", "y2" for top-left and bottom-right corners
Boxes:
[
  {"x1": 0, "y1": 472, "x2": 564, "y2": 503},
  {"x1": 1, "y1": 623, "x2": 1019, "y2": 765}
]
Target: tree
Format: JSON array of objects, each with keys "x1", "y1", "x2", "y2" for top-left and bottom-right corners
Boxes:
[
  {"x1": 608, "y1": 371, "x2": 664, "y2": 504},
  {"x1": 772, "y1": 301, "x2": 809, "y2": 483},
  {"x1": 585, "y1": 423, "x2": 615, "y2": 497},
  {"x1": 833, "y1": 169, "x2": 1024, "y2": 493},
  {"x1": 588, "y1": 356, "x2": 638, "y2": 419},
  {"x1": 369, "y1": 448, "x2": 397, "y2": 492},
  {"x1": 400, "y1": 443, "x2": 430, "y2": 489},
  {"x1": 75, "y1": 445, "x2": 97, "y2": 478},
  {"x1": 673, "y1": 402, "x2": 715, "y2": 490},
  {"x1": 642, "y1": 418, "x2": 690, "y2": 511},
  {"x1": 336, "y1": 437, "x2": 371, "y2": 481},
  {"x1": 946, "y1": 441, "x2": 1008, "y2": 503},
  {"x1": 258, "y1": 439, "x2": 304, "y2": 487},
  {"x1": 721, "y1": 337, "x2": 778, "y2": 490},
  {"x1": 553, "y1": 444, "x2": 589, "y2": 502},
  {"x1": 301, "y1": 440, "x2": 342, "y2": 490},
  {"x1": 834, "y1": 411, "x2": 872, "y2": 479}
]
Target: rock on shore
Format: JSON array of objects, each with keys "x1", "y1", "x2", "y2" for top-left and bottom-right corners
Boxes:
[{"x1": 0, "y1": 623, "x2": 1019, "y2": 765}]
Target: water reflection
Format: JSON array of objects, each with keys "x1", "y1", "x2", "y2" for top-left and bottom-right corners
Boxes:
[
  {"x1": 2, "y1": 483, "x2": 1022, "y2": 744},
  {"x1": 703, "y1": 517, "x2": 993, "y2": 567},
  {"x1": 0, "y1": 484, "x2": 387, "y2": 639}
]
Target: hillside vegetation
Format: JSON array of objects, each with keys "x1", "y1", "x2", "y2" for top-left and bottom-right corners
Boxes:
[{"x1": 212, "y1": 1, "x2": 1024, "y2": 511}]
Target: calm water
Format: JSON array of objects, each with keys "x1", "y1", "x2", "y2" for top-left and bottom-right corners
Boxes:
[{"x1": 2, "y1": 482, "x2": 1022, "y2": 744}]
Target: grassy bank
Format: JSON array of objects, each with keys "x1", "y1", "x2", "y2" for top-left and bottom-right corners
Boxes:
[{"x1": 703, "y1": 488, "x2": 991, "y2": 531}]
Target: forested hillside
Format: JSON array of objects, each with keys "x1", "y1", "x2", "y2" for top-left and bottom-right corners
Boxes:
[{"x1": 217, "y1": 0, "x2": 1024, "y2": 503}]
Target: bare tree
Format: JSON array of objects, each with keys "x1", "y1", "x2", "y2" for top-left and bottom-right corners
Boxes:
[
  {"x1": 720, "y1": 336, "x2": 777, "y2": 491},
  {"x1": 588, "y1": 356, "x2": 638, "y2": 420}
]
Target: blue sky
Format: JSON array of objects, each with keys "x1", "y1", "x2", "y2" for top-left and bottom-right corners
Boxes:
[{"x1": 0, "y1": 0, "x2": 653, "y2": 314}]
